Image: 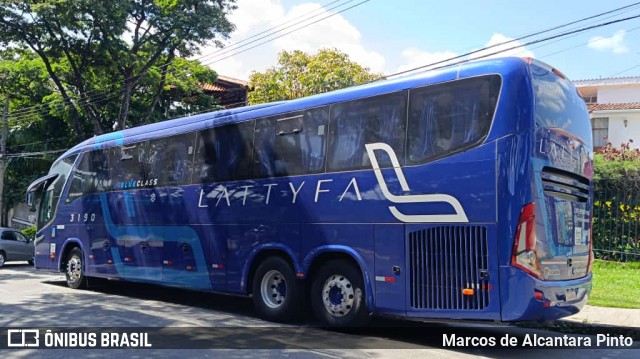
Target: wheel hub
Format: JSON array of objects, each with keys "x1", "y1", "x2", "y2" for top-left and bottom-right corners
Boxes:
[
  {"x1": 260, "y1": 270, "x2": 287, "y2": 309},
  {"x1": 322, "y1": 275, "x2": 355, "y2": 317},
  {"x1": 67, "y1": 256, "x2": 82, "y2": 281}
]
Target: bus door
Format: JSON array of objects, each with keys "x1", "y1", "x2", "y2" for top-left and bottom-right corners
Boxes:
[{"x1": 27, "y1": 174, "x2": 58, "y2": 270}]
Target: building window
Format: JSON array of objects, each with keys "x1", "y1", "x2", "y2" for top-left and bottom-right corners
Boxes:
[
  {"x1": 582, "y1": 95, "x2": 597, "y2": 104},
  {"x1": 591, "y1": 117, "x2": 609, "y2": 148}
]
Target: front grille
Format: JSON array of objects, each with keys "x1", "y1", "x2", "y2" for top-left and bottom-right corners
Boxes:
[{"x1": 409, "y1": 226, "x2": 489, "y2": 310}]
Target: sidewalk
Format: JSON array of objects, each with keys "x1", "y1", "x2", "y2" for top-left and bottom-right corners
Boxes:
[{"x1": 564, "y1": 304, "x2": 640, "y2": 327}]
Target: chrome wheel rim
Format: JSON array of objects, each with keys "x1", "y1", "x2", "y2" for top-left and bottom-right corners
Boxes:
[
  {"x1": 260, "y1": 270, "x2": 287, "y2": 309},
  {"x1": 0, "y1": 253, "x2": 5, "y2": 267},
  {"x1": 67, "y1": 255, "x2": 82, "y2": 282},
  {"x1": 322, "y1": 274, "x2": 355, "y2": 317}
]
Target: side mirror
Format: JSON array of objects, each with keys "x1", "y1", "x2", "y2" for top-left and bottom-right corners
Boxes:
[{"x1": 27, "y1": 191, "x2": 37, "y2": 212}]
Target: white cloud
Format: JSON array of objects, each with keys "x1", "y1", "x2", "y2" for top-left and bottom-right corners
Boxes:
[
  {"x1": 469, "y1": 33, "x2": 535, "y2": 60},
  {"x1": 271, "y1": 3, "x2": 385, "y2": 73},
  {"x1": 198, "y1": 0, "x2": 385, "y2": 81},
  {"x1": 588, "y1": 30, "x2": 629, "y2": 54},
  {"x1": 394, "y1": 33, "x2": 534, "y2": 77}
]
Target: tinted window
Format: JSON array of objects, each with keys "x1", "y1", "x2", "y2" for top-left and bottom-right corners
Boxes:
[
  {"x1": 1, "y1": 231, "x2": 16, "y2": 241},
  {"x1": 194, "y1": 121, "x2": 255, "y2": 183},
  {"x1": 328, "y1": 92, "x2": 407, "y2": 171},
  {"x1": 532, "y1": 64, "x2": 591, "y2": 144},
  {"x1": 143, "y1": 133, "x2": 196, "y2": 186},
  {"x1": 40, "y1": 155, "x2": 77, "y2": 224},
  {"x1": 113, "y1": 144, "x2": 146, "y2": 186},
  {"x1": 407, "y1": 75, "x2": 500, "y2": 165},
  {"x1": 253, "y1": 107, "x2": 328, "y2": 177}
]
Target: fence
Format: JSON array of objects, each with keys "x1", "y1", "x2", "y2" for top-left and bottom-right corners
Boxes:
[{"x1": 593, "y1": 179, "x2": 640, "y2": 261}]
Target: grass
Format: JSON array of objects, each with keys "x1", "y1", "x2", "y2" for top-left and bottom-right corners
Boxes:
[{"x1": 588, "y1": 260, "x2": 640, "y2": 309}]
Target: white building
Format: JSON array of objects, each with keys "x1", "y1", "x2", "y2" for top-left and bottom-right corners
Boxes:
[{"x1": 574, "y1": 76, "x2": 640, "y2": 149}]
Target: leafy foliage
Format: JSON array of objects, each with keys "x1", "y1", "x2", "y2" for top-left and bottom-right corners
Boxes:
[
  {"x1": 593, "y1": 141, "x2": 640, "y2": 180},
  {"x1": 590, "y1": 142, "x2": 640, "y2": 262},
  {"x1": 22, "y1": 225, "x2": 37, "y2": 240},
  {"x1": 0, "y1": 0, "x2": 237, "y2": 138},
  {"x1": 248, "y1": 48, "x2": 382, "y2": 104},
  {"x1": 0, "y1": 1, "x2": 239, "y2": 221}
]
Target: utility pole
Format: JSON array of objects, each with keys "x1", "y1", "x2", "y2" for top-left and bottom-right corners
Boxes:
[{"x1": 0, "y1": 94, "x2": 8, "y2": 227}]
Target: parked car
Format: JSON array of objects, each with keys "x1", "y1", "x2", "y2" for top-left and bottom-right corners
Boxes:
[{"x1": 0, "y1": 227, "x2": 34, "y2": 268}]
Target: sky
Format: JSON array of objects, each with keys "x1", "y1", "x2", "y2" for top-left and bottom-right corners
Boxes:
[{"x1": 198, "y1": 0, "x2": 640, "y2": 82}]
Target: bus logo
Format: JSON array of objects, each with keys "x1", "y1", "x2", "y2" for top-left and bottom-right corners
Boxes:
[
  {"x1": 365, "y1": 143, "x2": 469, "y2": 223},
  {"x1": 7, "y1": 329, "x2": 40, "y2": 347}
]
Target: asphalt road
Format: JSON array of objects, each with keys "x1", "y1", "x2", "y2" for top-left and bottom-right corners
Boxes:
[{"x1": 0, "y1": 263, "x2": 637, "y2": 358}]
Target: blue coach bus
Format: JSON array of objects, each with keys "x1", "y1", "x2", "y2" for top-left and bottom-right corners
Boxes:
[{"x1": 26, "y1": 57, "x2": 593, "y2": 326}]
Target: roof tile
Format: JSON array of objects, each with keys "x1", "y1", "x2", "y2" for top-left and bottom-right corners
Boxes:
[{"x1": 588, "y1": 102, "x2": 640, "y2": 111}]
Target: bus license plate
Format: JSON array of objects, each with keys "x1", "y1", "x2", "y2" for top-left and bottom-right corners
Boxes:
[{"x1": 566, "y1": 288, "x2": 577, "y2": 301}]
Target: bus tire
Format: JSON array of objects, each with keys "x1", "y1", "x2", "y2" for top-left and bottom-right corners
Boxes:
[
  {"x1": 0, "y1": 251, "x2": 5, "y2": 268},
  {"x1": 311, "y1": 259, "x2": 370, "y2": 327},
  {"x1": 65, "y1": 247, "x2": 87, "y2": 289},
  {"x1": 252, "y1": 256, "x2": 301, "y2": 322}
]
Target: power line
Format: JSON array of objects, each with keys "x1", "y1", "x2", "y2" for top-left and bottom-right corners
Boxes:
[
  {"x1": 9, "y1": 0, "x2": 636, "y2": 124},
  {"x1": 384, "y1": 12, "x2": 640, "y2": 79},
  {"x1": 6, "y1": 2, "x2": 640, "y2": 134}
]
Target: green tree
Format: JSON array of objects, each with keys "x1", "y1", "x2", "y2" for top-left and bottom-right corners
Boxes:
[
  {"x1": 0, "y1": 0, "x2": 236, "y2": 138},
  {"x1": 0, "y1": 49, "x2": 71, "y2": 220},
  {"x1": 248, "y1": 48, "x2": 382, "y2": 104}
]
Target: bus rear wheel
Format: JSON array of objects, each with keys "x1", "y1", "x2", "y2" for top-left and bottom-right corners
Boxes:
[
  {"x1": 311, "y1": 259, "x2": 370, "y2": 327},
  {"x1": 252, "y1": 256, "x2": 301, "y2": 322},
  {"x1": 65, "y1": 247, "x2": 87, "y2": 289}
]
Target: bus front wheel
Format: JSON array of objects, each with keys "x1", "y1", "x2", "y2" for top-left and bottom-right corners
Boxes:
[
  {"x1": 65, "y1": 247, "x2": 87, "y2": 289},
  {"x1": 311, "y1": 259, "x2": 370, "y2": 327},
  {"x1": 252, "y1": 256, "x2": 301, "y2": 322}
]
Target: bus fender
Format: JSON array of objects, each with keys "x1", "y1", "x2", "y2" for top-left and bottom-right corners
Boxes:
[
  {"x1": 57, "y1": 238, "x2": 85, "y2": 273},
  {"x1": 302, "y1": 245, "x2": 375, "y2": 313},
  {"x1": 241, "y1": 243, "x2": 302, "y2": 292}
]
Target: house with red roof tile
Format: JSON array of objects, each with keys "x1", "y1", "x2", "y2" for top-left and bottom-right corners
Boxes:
[{"x1": 575, "y1": 76, "x2": 640, "y2": 149}]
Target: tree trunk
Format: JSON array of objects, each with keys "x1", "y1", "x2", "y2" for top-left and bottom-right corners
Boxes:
[
  {"x1": 0, "y1": 95, "x2": 9, "y2": 226},
  {"x1": 118, "y1": 72, "x2": 135, "y2": 131}
]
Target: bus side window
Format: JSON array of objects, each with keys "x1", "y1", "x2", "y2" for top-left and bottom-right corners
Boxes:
[
  {"x1": 116, "y1": 144, "x2": 144, "y2": 184},
  {"x1": 195, "y1": 121, "x2": 255, "y2": 183},
  {"x1": 66, "y1": 154, "x2": 91, "y2": 203},
  {"x1": 301, "y1": 107, "x2": 328, "y2": 173},
  {"x1": 253, "y1": 108, "x2": 328, "y2": 178},
  {"x1": 407, "y1": 75, "x2": 500, "y2": 165},
  {"x1": 327, "y1": 92, "x2": 406, "y2": 172},
  {"x1": 253, "y1": 116, "x2": 278, "y2": 178},
  {"x1": 91, "y1": 149, "x2": 111, "y2": 191},
  {"x1": 194, "y1": 128, "x2": 217, "y2": 183},
  {"x1": 153, "y1": 133, "x2": 195, "y2": 186}
]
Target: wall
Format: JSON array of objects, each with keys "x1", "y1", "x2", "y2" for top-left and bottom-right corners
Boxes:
[
  {"x1": 598, "y1": 86, "x2": 640, "y2": 103},
  {"x1": 596, "y1": 111, "x2": 640, "y2": 148}
]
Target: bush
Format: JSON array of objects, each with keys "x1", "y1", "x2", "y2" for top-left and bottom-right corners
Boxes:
[
  {"x1": 594, "y1": 142, "x2": 640, "y2": 180},
  {"x1": 22, "y1": 225, "x2": 37, "y2": 240}
]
